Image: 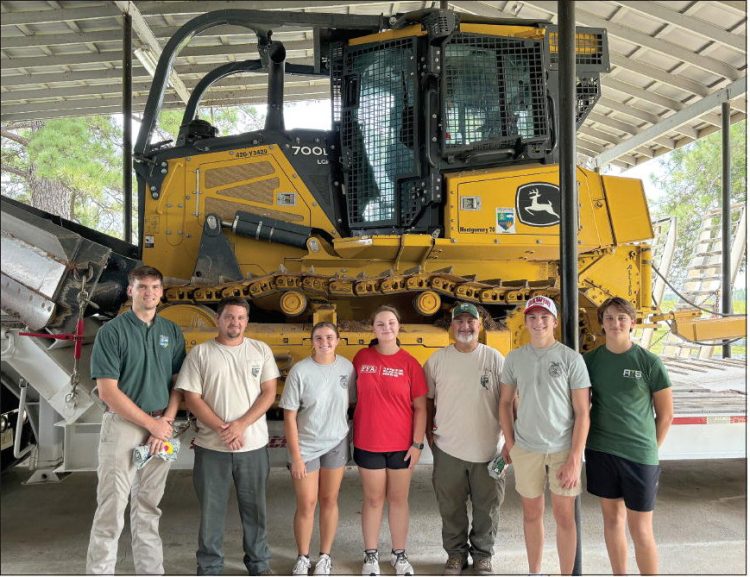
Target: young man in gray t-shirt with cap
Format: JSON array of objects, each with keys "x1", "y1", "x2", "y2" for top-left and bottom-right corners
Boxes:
[{"x1": 499, "y1": 296, "x2": 590, "y2": 576}]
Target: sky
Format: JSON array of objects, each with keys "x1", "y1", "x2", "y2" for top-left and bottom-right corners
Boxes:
[{"x1": 284, "y1": 100, "x2": 332, "y2": 130}]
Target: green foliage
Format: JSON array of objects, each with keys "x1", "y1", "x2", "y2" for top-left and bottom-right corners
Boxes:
[
  {"x1": 5, "y1": 115, "x2": 126, "y2": 236},
  {"x1": 650, "y1": 120, "x2": 747, "y2": 287},
  {"x1": 0, "y1": 126, "x2": 32, "y2": 203},
  {"x1": 27, "y1": 116, "x2": 122, "y2": 195}
]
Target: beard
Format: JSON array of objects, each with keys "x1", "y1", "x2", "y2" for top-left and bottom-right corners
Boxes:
[
  {"x1": 225, "y1": 328, "x2": 243, "y2": 339},
  {"x1": 455, "y1": 331, "x2": 477, "y2": 344}
]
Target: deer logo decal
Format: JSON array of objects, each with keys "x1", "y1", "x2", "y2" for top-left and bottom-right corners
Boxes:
[{"x1": 516, "y1": 183, "x2": 561, "y2": 226}]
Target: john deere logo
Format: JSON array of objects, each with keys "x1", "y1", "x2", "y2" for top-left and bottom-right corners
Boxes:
[{"x1": 516, "y1": 183, "x2": 561, "y2": 227}]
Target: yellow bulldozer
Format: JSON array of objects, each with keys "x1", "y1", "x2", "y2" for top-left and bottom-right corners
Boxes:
[{"x1": 128, "y1": 8, "x2": 652, "y2": 378}]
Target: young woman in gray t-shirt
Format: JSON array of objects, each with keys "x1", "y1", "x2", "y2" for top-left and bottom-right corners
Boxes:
[{"x1": 279, "y1": 322, "x2": 355, "y2": 576}]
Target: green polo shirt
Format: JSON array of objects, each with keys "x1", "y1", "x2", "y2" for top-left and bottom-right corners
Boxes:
[
  {"x1": 91, "y1": 310, "x2": 186, "y2": 413},
  {"x1": 584, "y1": 343, "x2": 671, "y2": 465}
]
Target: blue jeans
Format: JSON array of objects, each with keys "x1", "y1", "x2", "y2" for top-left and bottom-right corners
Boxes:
[{"x1": 193, "y1": 445, "x2": 270, "y2": 575}]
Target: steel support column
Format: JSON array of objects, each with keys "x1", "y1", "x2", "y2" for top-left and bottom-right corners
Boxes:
[
  {"x1": 721, "y1": 101, "x2": 732, "y2": 358},
  {"x1": 123, "y1": 13, "x2": 133, "y2": 243},
  {"x1": 558, "y1": 2, "x2": 582, "y2": 574}
]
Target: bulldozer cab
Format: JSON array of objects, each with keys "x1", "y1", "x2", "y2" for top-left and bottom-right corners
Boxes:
[
  {"x1": 332, "y1": 16, "x2": 607, "y2": 235},
  {"x1": 335, "y1": 20, "x2": 552, "y2": 235}
]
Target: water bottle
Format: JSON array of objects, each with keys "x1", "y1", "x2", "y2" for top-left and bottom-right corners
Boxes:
[{"x1": 488, "y1": 453, "x2": 506, "y2": 479}]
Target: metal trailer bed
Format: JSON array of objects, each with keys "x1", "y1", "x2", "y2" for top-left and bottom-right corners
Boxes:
[{"x1": 659, "y1": 356, "x2": 746, "y2": 460}]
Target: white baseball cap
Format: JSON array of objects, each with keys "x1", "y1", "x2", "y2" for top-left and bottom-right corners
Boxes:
[{"x1": 523, "y1": 295, "x2": 558, "y2": 317}]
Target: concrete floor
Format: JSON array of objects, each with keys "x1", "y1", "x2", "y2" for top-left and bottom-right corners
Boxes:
[{"x1": 1, "y1": 459, "x2": 746, "y2": 575}]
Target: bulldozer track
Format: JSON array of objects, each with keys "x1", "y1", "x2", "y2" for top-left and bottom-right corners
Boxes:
[{"x1": 164, "y1": 270, "x2": 559, "y2": 314}]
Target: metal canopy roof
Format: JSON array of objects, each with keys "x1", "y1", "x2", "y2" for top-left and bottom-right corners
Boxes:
[{"x1": 1, "y1": 1, "x2": 746, "y2": 170}]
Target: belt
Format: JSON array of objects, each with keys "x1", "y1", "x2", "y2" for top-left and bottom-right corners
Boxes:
[{"x1": 106, "y1": 409, "x2": 165, "y2": 417}]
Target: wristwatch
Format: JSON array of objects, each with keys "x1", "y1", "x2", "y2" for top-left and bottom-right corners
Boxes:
[{"x1": 412, "y1": 442, "x2": 424, "y2": 450}]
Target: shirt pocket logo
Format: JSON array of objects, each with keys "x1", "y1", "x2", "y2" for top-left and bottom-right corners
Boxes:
[
  {"x1": 251, "y1": 366, "x2": 260, "y2": 377},
  {"x1": 159, "y1": 335, "x2": 170, "y2": 348},
  {"x1": 622, "y1": 369, "x2": 643, "y2": 379}
]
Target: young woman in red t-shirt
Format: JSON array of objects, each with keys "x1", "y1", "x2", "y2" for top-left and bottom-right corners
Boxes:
[{"x1": 352, "y1": 305, "x2": 428, "y2": 576}]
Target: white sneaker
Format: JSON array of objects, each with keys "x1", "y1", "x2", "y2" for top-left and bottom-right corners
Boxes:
[
  {"x1": 314, "y1": 554, "x2": 332, "y2": 576},
  {"x1": 292, "y1": 555, "x2": 311, "y2": 576},
  {"x1": 391, "y1": 550, "x2": 414, "y2": 576},
  {"x1": 362, "y1": 550, "x2": 380, "y2": 576}
]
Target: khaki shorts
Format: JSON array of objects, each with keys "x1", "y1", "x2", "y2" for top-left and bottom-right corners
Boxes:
[{"x1": 509, "y1": 444, "x2": 581, "y2": 498}]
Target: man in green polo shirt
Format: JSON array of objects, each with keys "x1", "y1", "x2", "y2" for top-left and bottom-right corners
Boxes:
[
  {"x1": 86, "y1": 265, "x2": 186, "y2": 575},
  {"x1": 584, "y1": 296, "x2": 673, "y2": 575}
]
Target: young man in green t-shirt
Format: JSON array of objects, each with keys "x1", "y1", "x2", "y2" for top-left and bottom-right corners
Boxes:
[
  {"x1": 86, "y1": 265, "x2": 186, "y2": 574},
  {"x1": 584, "y1": 297, "x2": 673, "y2": 575}
]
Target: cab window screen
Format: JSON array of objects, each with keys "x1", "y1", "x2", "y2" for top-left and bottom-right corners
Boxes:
[
  {"x1": 443, "y1": 34, "x2": 548, "y2": 152},
  {"x1": 341, "y1": 39, "x2": 418, "y2": 228}
]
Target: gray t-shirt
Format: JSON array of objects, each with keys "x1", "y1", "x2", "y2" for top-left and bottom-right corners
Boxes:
[
  {"x1": 501, "y1": 341, "x2": 590, "y2": 453},
  {"x1": 278, "y1": 355, "x2": 355, "y2": 462},
  {"x1": 425, "y1": 344, "x2": 505, "y2": 463}
]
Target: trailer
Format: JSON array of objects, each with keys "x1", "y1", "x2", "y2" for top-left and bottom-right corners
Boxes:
[{"x1": 658, "y1": 356, "x2": 746, "y2": 461}]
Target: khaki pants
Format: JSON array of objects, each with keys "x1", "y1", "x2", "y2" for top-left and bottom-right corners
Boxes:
[{"x1": 86, "y1": 413, "x2": 171, "y2": 574}]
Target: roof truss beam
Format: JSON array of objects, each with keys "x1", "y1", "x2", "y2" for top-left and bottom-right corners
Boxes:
[
  {"x1": 613, "y1": 1, "x2": 746, "y2": 52},
  {"x1": 595, "y1": 77, "x2": 747, "y2": 168},
  {"x1": 608, "y1": 53, "x2": 709, "y2": 98},
  {"x1": 0, "y1": 4, "x2": 120, "y2": 26},
  {"x1": 603, "y1": 78, "x2": 684, "y2": 113},
  {"x1": 1, "y1": 24, "x2": 318, "y2": 50},
  {"x1": 586, "y1": 113, "x2": 681, "y2": 149},
  {"x1": 586, "y1": 111, "x2": 638, "y2": 135},
  {"x1": 1, "y1": 39, "x2": 314, "y2": 71},
  {"x1": 597, "y1": 96, "x2": 661, "y2": 125},
  {"x1": 137, "y1": 1, "x2": 386, "y2": 16},
  {"x1": 113, "y1": 1, "x2": 190, "y2": 103}
]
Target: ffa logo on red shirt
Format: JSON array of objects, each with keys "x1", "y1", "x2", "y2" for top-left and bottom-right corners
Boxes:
[{"x1": 360, "y1": 365, "x2": 377, "y2": 373}]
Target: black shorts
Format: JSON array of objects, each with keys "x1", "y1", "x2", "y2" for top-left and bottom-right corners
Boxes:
[
  {"x1": 585, "y1": 448, "x2": 661, "y2": 512},
  {"x1": 353, "y1": 447, "x2": 411, "y2": 470}
]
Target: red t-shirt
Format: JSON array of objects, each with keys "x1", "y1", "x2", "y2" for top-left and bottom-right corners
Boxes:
[{"x1": 352, "y1": 347, "x2": 428, "y2": 452}]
